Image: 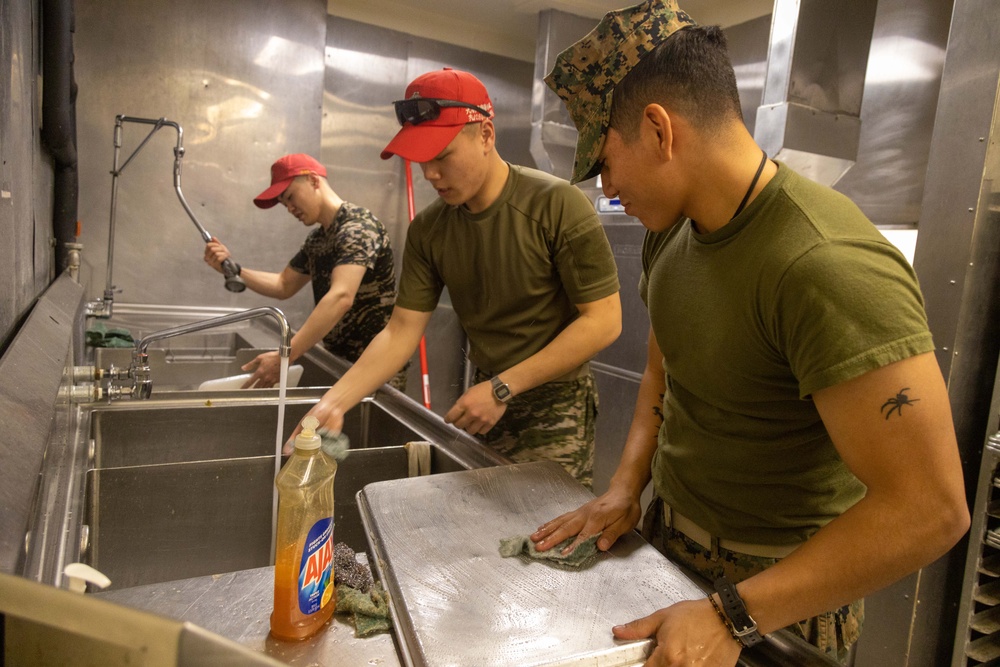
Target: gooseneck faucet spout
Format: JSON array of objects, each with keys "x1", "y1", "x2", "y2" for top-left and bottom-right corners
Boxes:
[{"x1": 119, "y1": 306, "x2": 291, "y2": 400}]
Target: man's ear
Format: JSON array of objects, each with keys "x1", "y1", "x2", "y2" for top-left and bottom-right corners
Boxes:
[
  {"x1": 480, "y1": 120, "x2": 497, "y2": 153},
  {"x1": 642, "y1": 103, "x2": 674, "y2": 162}
]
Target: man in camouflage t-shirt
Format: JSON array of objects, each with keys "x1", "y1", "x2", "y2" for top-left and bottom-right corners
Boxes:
[{"x1": 204, "y1": 153, "x2": 399, "y2": 390}]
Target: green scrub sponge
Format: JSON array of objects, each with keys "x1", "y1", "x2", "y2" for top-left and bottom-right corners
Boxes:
[
  {"x1": 336, "y1": 582, "x2": 391, "y2": 637},
  {"x1": 499, "y1": 533, "x2": 602, "y2": 569},
  {"x1": 316, "y1": 427, "x2": 350, "y2": 461},
  {"x1": 85, "y1": 323, "x2": 135, "y2": 348}
]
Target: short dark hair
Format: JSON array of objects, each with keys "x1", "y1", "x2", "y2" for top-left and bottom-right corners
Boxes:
[{"x1": 609, "y1": 26, "x2": 743, "y2": 140}]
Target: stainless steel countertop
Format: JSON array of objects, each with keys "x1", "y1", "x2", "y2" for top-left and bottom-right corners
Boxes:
[
  {"x1": 97, "y1": 565, "x2": 400, "y2": 666},
  {"x1": 96, "y1": 460, "x2": 841, "y2": 667},
  {"x1": 359, "y1": 461, "x2": 706, "y2": 667}
]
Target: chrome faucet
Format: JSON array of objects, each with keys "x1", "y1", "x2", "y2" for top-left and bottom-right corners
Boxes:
[{"x1": 104, "y1": 306, "x2": 291, "y2": 400}]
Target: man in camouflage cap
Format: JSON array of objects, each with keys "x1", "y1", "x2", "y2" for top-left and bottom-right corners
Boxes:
[
  {"x1": 532, "y1": 1, "x2": 967, "y2": 665},
  {"x1": 204, "y1": 153, "x2": 402, "y2": 398},
  {"x1": 544, "y1": 0, "x2": 695, "y2": 185}
]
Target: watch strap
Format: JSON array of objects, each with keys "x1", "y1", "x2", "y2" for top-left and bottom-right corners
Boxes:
[{"x1": 714, "y1": 577, "x2": 764, "y2": 647}]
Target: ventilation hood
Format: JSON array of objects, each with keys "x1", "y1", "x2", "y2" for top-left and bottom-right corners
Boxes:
[
  {"x1": 530, "y1": 1, "x2": 878, "y2": 187},
  {"x1": 530, "y1": 9, "x2": 597, "y2": 182},
  {"x1": 754, "y1": 0, "x2": 878, "y2": 185}
]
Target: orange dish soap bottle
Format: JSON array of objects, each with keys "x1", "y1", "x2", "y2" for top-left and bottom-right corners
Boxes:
[{"x1": 270, "y1": 415, "x2": 338, "y2": 641}]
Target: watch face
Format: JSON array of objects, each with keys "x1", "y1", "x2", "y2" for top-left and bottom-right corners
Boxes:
[{"x1": 491, "y1": 376, "x2": 511, "y2": 402}]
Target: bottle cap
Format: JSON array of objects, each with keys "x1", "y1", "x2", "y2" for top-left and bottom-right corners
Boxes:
[{"x1": 295, "y1": 415, "x2": 321, "y2": 450}]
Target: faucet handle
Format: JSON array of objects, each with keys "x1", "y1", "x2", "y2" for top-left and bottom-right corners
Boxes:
[{"x1": 129, "y1": 350, "x2": 152, "y2": 399}]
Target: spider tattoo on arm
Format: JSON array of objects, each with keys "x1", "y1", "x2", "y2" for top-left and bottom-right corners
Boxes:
[{"x1": 881, "y1": 388, "x2": 919, "y2": 419}]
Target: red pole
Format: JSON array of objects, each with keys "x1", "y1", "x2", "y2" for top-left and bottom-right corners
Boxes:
[{"x1": 405, "y1": 159, "x2": 432, "y2": 409}]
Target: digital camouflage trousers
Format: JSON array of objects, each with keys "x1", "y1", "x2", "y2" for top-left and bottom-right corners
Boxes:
[
  {"x1": 642, "y1": 497, "x2": 863, "y2": 664},
  {"x1": 476, "y1": 371, "x2": 597, "y2": 489}
]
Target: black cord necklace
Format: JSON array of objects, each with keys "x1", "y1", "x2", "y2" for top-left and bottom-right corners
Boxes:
[{"x1": 731, "y1": 150, "x2": 768, "y2": 220}]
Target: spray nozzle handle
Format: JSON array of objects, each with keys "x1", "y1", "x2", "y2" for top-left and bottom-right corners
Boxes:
[{"x1": 221, "y1": 258, "x2": 246, "y2": 293}]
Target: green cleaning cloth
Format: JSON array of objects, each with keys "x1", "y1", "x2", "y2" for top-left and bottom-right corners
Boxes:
[
  {"x1": 498, "y1": 533, "x2": 602, "y2": 569},
  {"x1": 85, "y1": 323, "x2": 135, "y2": 348},
  {"x1": 336, "y1": 582, "x2": 391, "y2": 637},
  {"x1": 317, "y1": 427, "x2": 350, "y2": 461}
]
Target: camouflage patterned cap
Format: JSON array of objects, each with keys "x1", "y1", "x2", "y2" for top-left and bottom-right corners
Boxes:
[{"x1": 544, "y1": 0, "x2": 697, "y2": 184}]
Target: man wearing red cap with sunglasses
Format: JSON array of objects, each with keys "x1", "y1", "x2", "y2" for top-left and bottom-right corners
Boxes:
[
  {"x1": 295, "y1": 68, "x2": 622, "y2": 487},
  {"x1": 204, "y1": 153, "x2": 400, "y2": 391}
]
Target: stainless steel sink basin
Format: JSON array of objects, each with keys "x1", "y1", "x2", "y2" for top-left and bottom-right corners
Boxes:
[{"x1": 83, "y1": 400, "x2": 469, "y2": 591}]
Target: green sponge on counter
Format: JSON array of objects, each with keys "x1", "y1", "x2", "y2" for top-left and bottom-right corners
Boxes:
[
  {"x1": 499, "y1": 533, "x2": 601, "y2": 569},
  {"x1": 85, "y1": 322, "x2": 135, "y2": 348},
  {"x1": 336, "y1": 582, "x2": 391, "y2": 637}
]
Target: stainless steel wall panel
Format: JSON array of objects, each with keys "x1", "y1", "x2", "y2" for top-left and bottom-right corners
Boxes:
[
  {"x1": 322, "y1": 15, "x2": 410, "y2": 266},
  {"x1": 585, "y1": 209, "x2": 650, "y2": 496},
  {"x1": 591, "y1": 367, "x2": 643, "y2": 496},
  {"x1": 0, "y1": 0, "x2": 53, "y2": 349},
  {"x1": 726, "y1": 15, "x2": 772, "y2": 134},
  {"x1": 592, "y1": 214, "x2": 650, "y2": 374},
  {"x1": 74, "y1": 0, "x2": 327, "y2": 329}
]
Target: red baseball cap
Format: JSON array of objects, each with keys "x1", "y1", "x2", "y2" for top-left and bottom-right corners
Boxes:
[
  {"x1": 381, "y1": 68, "x2": 495, "y2": 162},
  {"x1": 253, "y1": 154, "x2": 327, "y2": 209}
]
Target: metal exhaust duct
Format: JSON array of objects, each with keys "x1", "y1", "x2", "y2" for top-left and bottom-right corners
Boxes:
[
  {"x1": 531, "y1": 9, "x2": 598, "y2": 181},
  {"x1": 754, "y1": 0, "x2": 879, "y2": 186}
]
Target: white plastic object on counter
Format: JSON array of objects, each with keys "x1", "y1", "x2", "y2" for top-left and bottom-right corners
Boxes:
[{"x1": 63, "y1": 563, "x2": 112, "y2": 593}]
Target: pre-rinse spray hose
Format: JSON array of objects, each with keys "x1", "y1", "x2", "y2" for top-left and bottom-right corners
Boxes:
[{"x1": 107, "y1": 115, "x2": 246, "y2": 297}]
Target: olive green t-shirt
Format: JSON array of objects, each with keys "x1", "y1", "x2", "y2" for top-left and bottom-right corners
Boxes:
[
  {"x1": 640, "y1": 162, "x2": 933, "y2": 544},
  {"x1": 397, "y1": 164, "x2": 620, "y2": 374}
]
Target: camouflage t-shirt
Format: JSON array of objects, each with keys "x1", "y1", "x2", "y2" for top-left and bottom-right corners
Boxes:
[{"x1": 289, "y1": 202, "x2": 396, "y2": 362}]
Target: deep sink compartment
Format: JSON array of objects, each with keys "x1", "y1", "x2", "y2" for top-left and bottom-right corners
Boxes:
[{"x1": 83, "y1": 400, "x2": 468, "y2": 591}]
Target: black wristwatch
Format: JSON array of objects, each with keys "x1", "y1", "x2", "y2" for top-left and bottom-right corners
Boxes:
[
  {"x1": 715, "y1": 577, "x2": 764, "y2": 647},
  {"x1": 490, "y1": 375, "x2": 512, "y2": 404}
]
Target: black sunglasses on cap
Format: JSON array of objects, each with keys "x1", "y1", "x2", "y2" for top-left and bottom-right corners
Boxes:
[{"x1": 393, "y1": 98, "x2": 491, "y2": 126}]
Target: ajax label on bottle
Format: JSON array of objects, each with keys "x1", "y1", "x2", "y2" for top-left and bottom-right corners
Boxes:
[{"x1": 298, "y1": 518, "x2": 334, "y2": 614}]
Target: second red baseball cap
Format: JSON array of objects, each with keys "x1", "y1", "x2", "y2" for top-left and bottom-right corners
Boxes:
[
  {"x1": 381, "y1": 68, "x2": 495, "y2": 162},
  {"x1": 253, "y1": 154, "x2": 327, "y2": 209}
]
